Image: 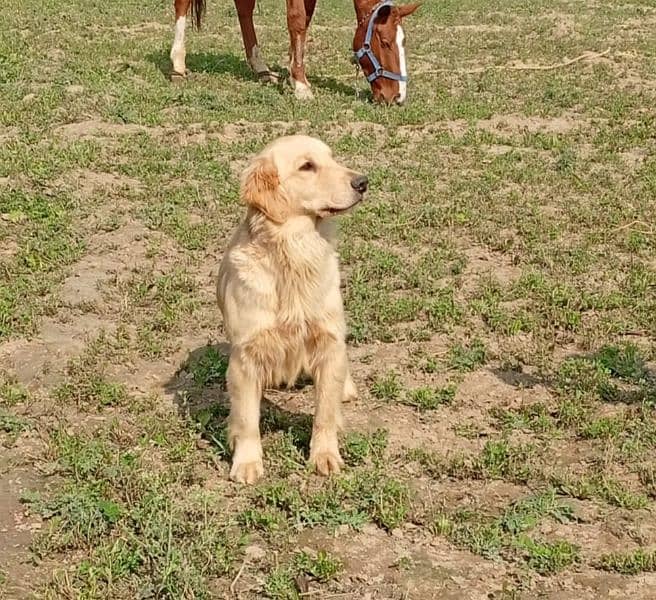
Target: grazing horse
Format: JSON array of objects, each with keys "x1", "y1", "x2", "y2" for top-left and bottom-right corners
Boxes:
[{"x1": 170, "y1": 0, "x2": 419, "y2": 104}]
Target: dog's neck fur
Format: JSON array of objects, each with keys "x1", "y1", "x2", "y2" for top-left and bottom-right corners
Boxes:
[{"x1": 247, "y1": 208, "x2": 338, "y2": 309}]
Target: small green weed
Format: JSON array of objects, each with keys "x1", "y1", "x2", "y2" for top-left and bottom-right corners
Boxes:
[
  {"x1": 515, "y1": 537, "x2": 580, "y2": 575},
  {"x1": 370, "y1": 371, "x2": 402, "y2": 401},
  {"x1": 402, "y1": 385, "x2": 456, "y2": 411},
  {"x1": 447, "y1": 339, "x2": 487, "y2": 372}
]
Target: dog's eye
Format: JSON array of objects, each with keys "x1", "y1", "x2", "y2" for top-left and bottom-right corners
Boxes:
[{"x1": 299, "y1": 161, "x2": 316, "y2": 172}]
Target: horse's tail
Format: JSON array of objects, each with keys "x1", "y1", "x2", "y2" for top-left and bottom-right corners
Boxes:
[{"x1": 190, "y1": 0, "x2": 206, "y2": 29}]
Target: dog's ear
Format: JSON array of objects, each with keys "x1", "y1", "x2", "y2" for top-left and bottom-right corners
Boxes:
[{"x1": 241, "y1": 157, "x2": 288, "y2": 223}]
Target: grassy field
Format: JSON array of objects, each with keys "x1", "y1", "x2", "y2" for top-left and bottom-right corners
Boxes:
[{"x1": 1, "y1": 0, "x2": 656, "y2": 597}]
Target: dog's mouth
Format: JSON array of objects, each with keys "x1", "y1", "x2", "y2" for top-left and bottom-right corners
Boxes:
[{"x1": 319, "y1": 193, "x2": 364, "y2": 217}]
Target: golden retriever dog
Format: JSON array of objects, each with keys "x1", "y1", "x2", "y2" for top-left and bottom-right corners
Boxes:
[{"x1": 217, "y1": 135, "x2": 368, "y2": 484}]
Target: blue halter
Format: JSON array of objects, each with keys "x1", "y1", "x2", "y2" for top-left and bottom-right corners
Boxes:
[{"x1": 353, "y1": 0, "x2": 407, "y2": 83}]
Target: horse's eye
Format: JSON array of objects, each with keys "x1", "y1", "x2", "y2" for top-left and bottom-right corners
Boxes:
[{"x1": 299, "y1": 161, "x2": 316, "y2": 172}]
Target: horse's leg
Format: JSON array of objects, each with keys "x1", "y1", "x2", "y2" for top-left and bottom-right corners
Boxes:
[
  {"x1": 234, "y1": 0, "x2": 277, "y2": 82},
  {"x1": 304, "y1": 0, "x2": 317, "y2": 27},
  {"x1": 286, "y1": 0, "x2": 313, "y2": 99},
  {"x1": 171, "y1": 0, "x2": 191, "y2": 78}
]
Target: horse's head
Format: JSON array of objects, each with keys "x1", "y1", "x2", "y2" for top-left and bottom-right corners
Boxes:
[{"x1": 353, "y1": 0, "x2": 420, "y2": 105}]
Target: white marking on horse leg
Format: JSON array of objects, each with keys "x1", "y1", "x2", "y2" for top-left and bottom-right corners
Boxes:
[
  {"x1": 397, "y1": 25, "x2": 407, "y2": 104},
  {"x1": 170, "y1": 16, "x2": 187, "y2": 75},
  {"x1": 290, "y1": 34, "x2": 313, "y2": 99}
]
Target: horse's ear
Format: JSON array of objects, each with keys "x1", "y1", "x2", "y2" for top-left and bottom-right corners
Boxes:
[
  {"x1": 376, "y1": 4, "x2": 393, "y2": 24},
  {"x1": 398, "y1": 2, "x2": 421, "y2": 18},
  {"x1": 241, "y1": 157, "x2": 289, "y2": 223}
]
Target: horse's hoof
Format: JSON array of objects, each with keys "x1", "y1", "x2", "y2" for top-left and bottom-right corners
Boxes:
[
  {"x1": 170, "y1": 69, "x2": 190, "y2": 83},
  {"x1": 257, "y1": 69, "x2": 279, "y2": 84},
  {"x1": 292, "y1": 80, "x2": 314, "y2": 100}
]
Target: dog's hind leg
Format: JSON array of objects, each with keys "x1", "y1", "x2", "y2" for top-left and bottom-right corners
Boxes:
[
  {"x1": 344, "y1": 366, "x2": 358, "y2": 402},
  {"x1": 227, "y1": 346, "x2": 264, "y2": 484},
  {"x1": 307, "y1": 330, "x2": 346, "y2": 476}
]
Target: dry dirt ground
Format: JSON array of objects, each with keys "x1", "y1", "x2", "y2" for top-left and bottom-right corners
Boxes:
[{"x1": 1, "y1": 0, "x2": 656, "y2": 598}]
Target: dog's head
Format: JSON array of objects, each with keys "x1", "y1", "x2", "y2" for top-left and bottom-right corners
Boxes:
[{"x1": 240, "y1": 135, "x2": 368, "y2": 223}]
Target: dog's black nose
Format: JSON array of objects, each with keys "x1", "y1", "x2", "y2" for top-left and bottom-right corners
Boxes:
[{"x1": 351, "y1": 175, "x2": 368, "y2": 193}]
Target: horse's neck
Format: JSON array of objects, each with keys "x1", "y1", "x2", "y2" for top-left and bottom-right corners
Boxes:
[{"x1": 353, "y1": 0, "x2": 379, "y2": 21}]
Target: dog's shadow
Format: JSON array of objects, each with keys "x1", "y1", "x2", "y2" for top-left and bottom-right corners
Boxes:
[{"x1": 165, "y1": 343, "x2": 314, "y2": 460}]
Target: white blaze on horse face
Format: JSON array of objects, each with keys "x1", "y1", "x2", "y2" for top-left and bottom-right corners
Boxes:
[
  {"x1": 171, "y1": 15, "x2": 187, "y2": 75},
  {"x1": 396, "y1": 25, "x2": 407, "y2": 104}
]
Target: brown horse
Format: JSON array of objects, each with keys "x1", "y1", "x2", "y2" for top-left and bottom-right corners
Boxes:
[{"x1": 170, "y1": 0, "x2": 419, "y2": 104}]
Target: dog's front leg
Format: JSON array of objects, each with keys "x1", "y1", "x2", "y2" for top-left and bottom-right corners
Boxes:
[
  {"x1": 308, "y1": 333, "x2": 346, "y2": 476},
  {"x1": 227, "y1": 347, "x2": 264, "y2": 484}
]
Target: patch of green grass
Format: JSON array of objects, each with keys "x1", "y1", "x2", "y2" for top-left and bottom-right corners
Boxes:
[
  {"x1": 0, "y1": 377, "x2": 29, "y2": 405},
  {"x1": 515, "y1": 537, "x2": 580, "y2": 575},
  {"x1": 188, "y1": 346, "x2": 229, "y2": 387},
  {"x1": 549, "y1": 472, "x2": 649, "y2": 510},
  {"x1": 55, "y1": 375, "x2": 128, "y2": 408},
  {"x1": 491, "y1": 403, "x2": 555, "y2": 433},
  {"x1": 32, "y1": 427, "x2": 242, "y2": 598},
  {"x1": 447, "y1": 339, "x2": 487, "y2": 372},
  {"x1": 402, "y1": 384, "x2": 456, "y2": 411},
  {"x1": 430, "y1": 490, "x2": 577, "y2": 572},
  {"x1": 579, "y1": 415, "x2": 624, "y2": 440},
  {"x1": 598, "y1": 548, "x2": 656, "y2": 575},
  {"x1": 0, "y1": 189, "x2": 84, "y2": 339},
  {"x1": 476, "y1": 440, "x2": 535, "y2": 483},
  {"x1": 342, "y1": 429, "x2": 388, "y2": 466},
  {"x1": 256, "y1": 468, "x2": 410, "y2": 532},
  {"x1": 596, "y1": 343, "x2": 648, "y2": 381},
  {"x1": 294, "y1": 549, "x2": 343, "y2": 583},
  {"x1": 370, "y1": 371, "x2": 402, "y2": 402},
  {"x1": 263, "y1": 567, "x2": 300, "y2": 600}
]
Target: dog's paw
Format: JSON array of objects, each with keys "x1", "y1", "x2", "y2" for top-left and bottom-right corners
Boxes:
[
  {"x1": 310, "y1": 450, "x2": 344, "y2": 477},
  {"x1": 230, "y1": 459, "x2": 264, "y2": 484}
]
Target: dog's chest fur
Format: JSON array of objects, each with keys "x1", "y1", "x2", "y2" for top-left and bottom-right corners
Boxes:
[{"x1": 270, "y1": 223, "x2": 339, "y2": 323}]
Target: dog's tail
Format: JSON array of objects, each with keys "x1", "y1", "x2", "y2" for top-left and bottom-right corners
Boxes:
[{"x1": 191, "y1": 0, "x2": 206, "y2": 29}]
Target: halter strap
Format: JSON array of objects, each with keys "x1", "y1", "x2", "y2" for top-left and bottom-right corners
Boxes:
[{"x1": 354, "y1": 0, "x2": 407, "y2": 83}]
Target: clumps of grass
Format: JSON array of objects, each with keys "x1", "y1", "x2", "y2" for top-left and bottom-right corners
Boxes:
[
  {"x1": 263, "y1": 549, "x2": 343, "y2": 599},
  {"x1": 549, "y1": 471, "x2": 649, "y2": 510},
  {"x1": 0, "y1": 377, "x2": 29, "y2": 405},
  {"x1": 408, "y1": 439, "x2": 536, "y2": 484},
  {"x1": 0, "y1": 190, "x2": 84, "y2": 339},
  {"x1": 597, "y1": 548, "x2": 656, "y2": 574},
  {"x1": 187, "y1": 346, "x2": 229, "y2": 387},
  {"x1": 255, "y1": 469, "x2": 410, "y2": 532},
  {"x1": 32, "y1": 428, "x2": 242, "y2": 598},
  {"x1": 490, "y1": 403, "x2": 555, "y2": 434},
  {"x1": 370, "y1": 371, "x2": 402, "y2": 401},
  {"x1": 425, "y1": 287, "x2": 462, "y2": 330},
  {"x1": 401, "y1": 385, "x2": 456, "y2": 411},
  {"x1": 55, "y1": 375, "x2": 128, "y2": 408},
  {"x1": 515, "y1": 538, "x2": 580, "y2": 575},
  {"x1": 596, "y1": 344, "x2": 648, "y2": 381},
  {"x1": 263, "y1": 567, "x2": 299, "y2": 600},
  {"x1": 430, "y1": 490, "x2": 578, "y2": 573},
  {"x1": 556, "y1": 343, "x2": 655, "y2": 407},
  {"x1": 53, "y1": 331, "x2": 131, "y2": 408},
  {"x1": 123, "y1": 269, "x2": 199, "y2": 358},
  {"x1": 342, "y1": 429, "x2": 388, "y2": 466},
  {"x1": 447, "y1": 339, "x2": 487, "y2": 372},
  {"x1": 579, "y1": 415, "x2": 625, "y2": 440},
  {"x1": 476, "y1": 440, "x2": 535, "y2": 483},
  {"x1": 1, "y1": 408, "x2": 31, "y2": 447},
  {"x1": 294, "y1": 550, "x2": 343, "y2": 583},
  {"x1": 369, "y1": 370, "x2": 457, "y2": 412}
]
